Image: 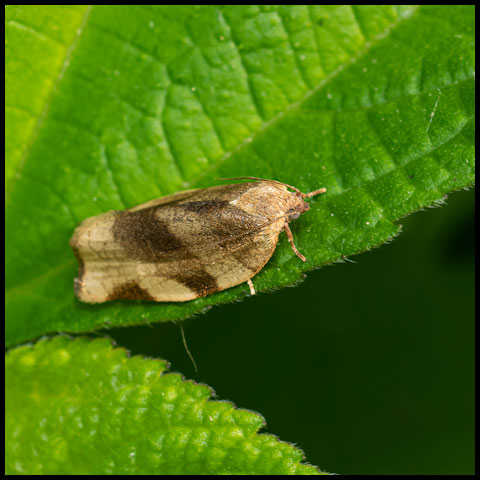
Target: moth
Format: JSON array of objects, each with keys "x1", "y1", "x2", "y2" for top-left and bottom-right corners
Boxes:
[{"x1": 70, "y1": 177, "x2": 326, "y2": 303}]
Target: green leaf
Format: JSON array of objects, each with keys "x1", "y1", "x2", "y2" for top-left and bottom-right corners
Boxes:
[
  {"x1": 5, "y1": 336, "x2": 325, "y2": 475},
  {"x1": 5, "y1": 5, "x2": 475, "y2": 346}
]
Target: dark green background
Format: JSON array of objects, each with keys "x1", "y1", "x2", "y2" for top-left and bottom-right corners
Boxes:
[{"x1": 109, "y1": 188, "x2": 474, "y2": 475}]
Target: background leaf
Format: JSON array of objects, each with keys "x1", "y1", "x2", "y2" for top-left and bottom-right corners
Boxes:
[
  {"x1": 5, "y1": 337, "x2": 325, "y2": 475},
  {"x1": 5, "y1": 7, "x2": 474, "y2": 350},
  {"x1": 109, "y1": 189, "x2": 474, "y2": 475}
]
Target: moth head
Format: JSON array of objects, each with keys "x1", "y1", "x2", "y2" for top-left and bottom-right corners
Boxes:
[{"x1": 287, "y1": 195, "x2": 311, "y2": 221}]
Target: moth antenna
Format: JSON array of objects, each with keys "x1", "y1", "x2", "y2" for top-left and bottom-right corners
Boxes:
[
  {"x1": 216, "y1": 177, "x2": 326, "y2": 198},
  {"x1": 301, "y1": 187, "x2": 327, "y2": 198}
]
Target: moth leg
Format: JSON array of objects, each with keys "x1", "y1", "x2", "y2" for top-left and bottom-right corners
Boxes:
[
  {"x1": 247, "y1": 278, "x2": 256, "y2": 295},
  {"x1": 284, "y1": 221, "x2": 307, "y2": 262}
]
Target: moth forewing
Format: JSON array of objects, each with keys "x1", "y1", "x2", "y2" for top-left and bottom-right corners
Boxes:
[{"x1": 70, "y1": 179, "x2": 326, "y2": 303}]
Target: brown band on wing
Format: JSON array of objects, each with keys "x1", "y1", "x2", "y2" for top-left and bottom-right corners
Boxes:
[
  {"x1": 174, "y1": 270, "x2": 218, "y2": 298},
  {"x1": 112, "y1": 209, "x2": 188, "y2": 262},
  {"x1": 107, "y1": 281, "x2": 156, "y2": 301},
  {"x1": 181, "y1": 200, "x2": 253, "y2": 236}
]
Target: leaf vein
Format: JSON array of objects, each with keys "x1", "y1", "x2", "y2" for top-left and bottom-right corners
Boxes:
[{"x1": 6, "y1": 5, "x2": 94, "y2": 206}]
